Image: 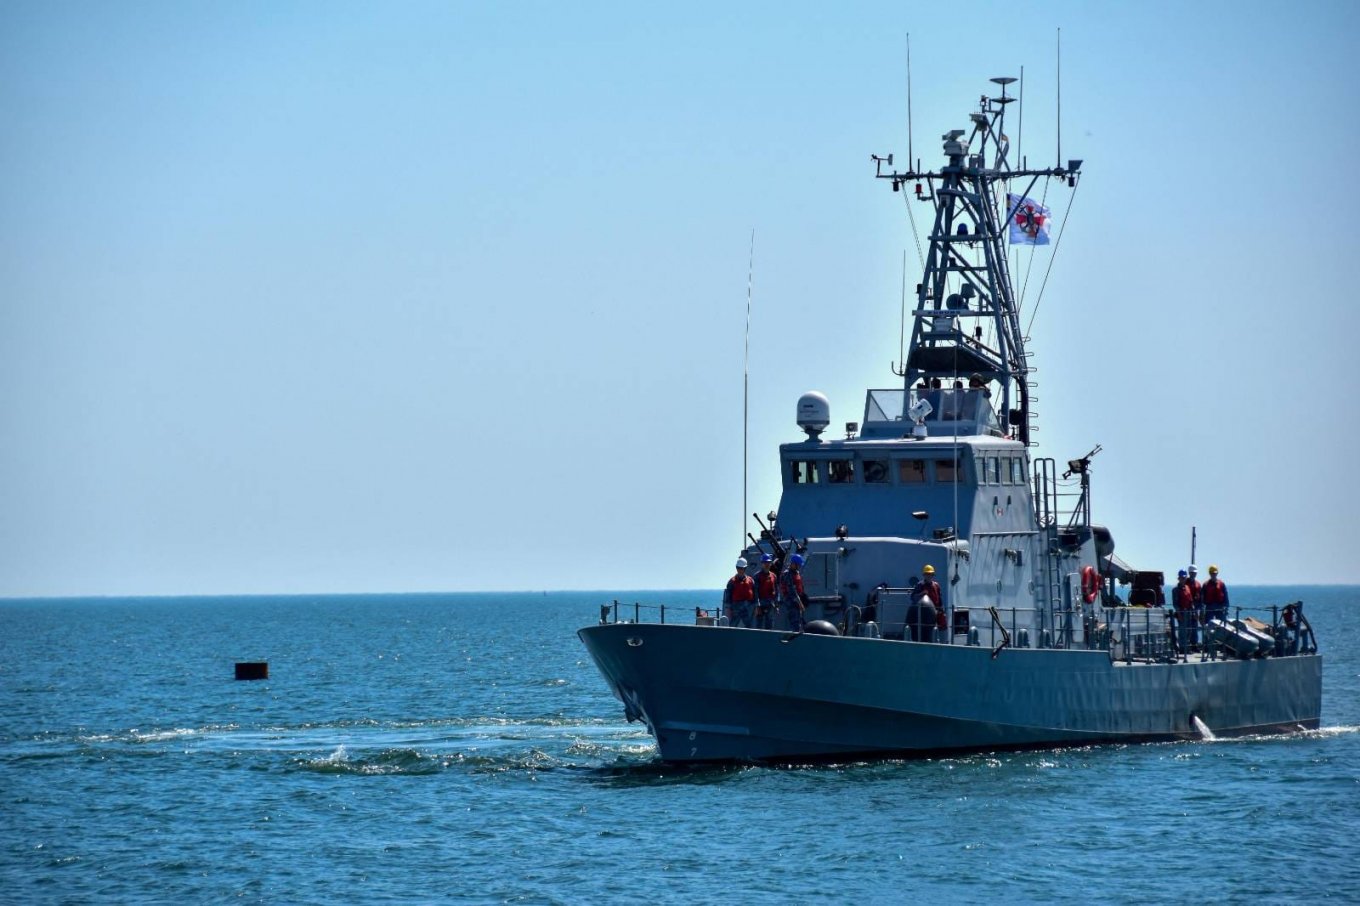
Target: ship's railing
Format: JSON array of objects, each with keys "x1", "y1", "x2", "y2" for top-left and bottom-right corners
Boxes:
[
  {"x1": 1166, "y1": 601, "x2": 1317, "y2": 661},
  {"x1": 1075, "y1": 602, "x2": 1317, "y2": 663},
  {"x1": 593, "y1": 599, "x2": 1318, "y2": 660},
  {"x1": 1096, "y1": 607, "x2": 1174, "y2": 663},
  {"x1": 597, "y1": 599, "x2": 728, "y2": 627}
]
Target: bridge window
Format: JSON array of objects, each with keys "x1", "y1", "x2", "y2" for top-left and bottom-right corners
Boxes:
[
  {"x1": 790, "y1": 461, "x2": 820, "y2": 484},
  {"x1": 1010, "y1": 458, "x2": 1026, "y2": 484},
  {"x1": 936, "y1": 458, "x2": 959, "y2": 482},
  {"x1": 863, "y1": 459, "x2": 889, "y2": 483},
  {"x1": 829, "y1": 460, "x2": 855, "y2": 484},
  {"x1": 898, "y1": 460, "x2": 926, "y2": 483},
  {"x1": 983, "y1": 457, "x2": 999, "y2": 485}
]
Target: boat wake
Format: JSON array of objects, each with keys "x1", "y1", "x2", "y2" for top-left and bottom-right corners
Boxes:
[
  {"x1": 7, "y1": 717, "x2": 658, "y2": 775},
  {"x1": 14, "y1": 719, "x2": 1350, "y2": 777}
]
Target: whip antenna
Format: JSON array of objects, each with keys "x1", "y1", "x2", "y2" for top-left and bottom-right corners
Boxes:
[
  {"x1": 906, "y1": 33, "x2": 914, "y2": 167},
  {"x1": 898, "y1": 249, "x2": 907, "y2": 372},
  {"x1": 743, "y1": 228, "x2": 754, "y2": 548},
  {"x1": 1056, "y1": 28, "x2": 1062, "y2": 167}
]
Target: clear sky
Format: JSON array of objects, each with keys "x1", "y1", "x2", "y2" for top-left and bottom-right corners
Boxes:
[{"x1": 3, "y1": 1, "x2": 1358, "y2": 597}]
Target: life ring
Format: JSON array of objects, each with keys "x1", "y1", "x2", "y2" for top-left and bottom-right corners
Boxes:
[{"x1": 1080, "y1": 566, "x2": 1100, "y2": 604}]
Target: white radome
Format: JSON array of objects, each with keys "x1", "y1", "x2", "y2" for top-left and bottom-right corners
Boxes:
[{"x1": 796, "y1": 391, "x2": 830, "y2": 438}]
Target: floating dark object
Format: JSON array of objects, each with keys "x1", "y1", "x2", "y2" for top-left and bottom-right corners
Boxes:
[{"x1": 234, "y1": 661, "x2": 268, "y2": 681}]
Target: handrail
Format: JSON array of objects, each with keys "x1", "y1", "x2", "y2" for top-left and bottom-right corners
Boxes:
[{"x1": 592, "y1": 599, "x2": 1319, "y2": 659}]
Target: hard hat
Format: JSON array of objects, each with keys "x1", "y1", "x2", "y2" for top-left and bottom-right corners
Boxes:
[
  {"x1": 790, "y1": 553, "x2": 805, "y2": 566},
  {"x1": 760, "y1": 554, "x2": 773, "y2": 563},
  {"x1": 735, "y1": 558, "x2": 748, "y2": 569},
  {"x1": 1208, "y1": 565, "x2": 1219, "y2": 574},
  {"x1": 1177, "y1": 569, "x2": 1187, "y2": 578},
  {"x1": 923, "y1": 564, "x2": 935, "y2": 574},
  {"x1": 1188, "y1": 564, "x2": 1198, "y2": 574}
]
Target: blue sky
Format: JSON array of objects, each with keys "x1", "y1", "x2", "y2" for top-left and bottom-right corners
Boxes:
[{"x1": 3, "y1": 1, "x2": 1357, "y2": 596}]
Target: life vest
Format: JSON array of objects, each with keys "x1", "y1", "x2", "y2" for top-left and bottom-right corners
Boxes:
[
  {"x1": 778, "y1": 568, "x2": 804, "y2": 602},
  {"x1": 1173, "y1": 583, "x2": 1195, "y2": 611},
  {"x1": 1202, "y1": 578, "x2": 1227, "y2": 606},
  {"x1": 915, "y1": 579, "x2": 941, "y2": 607},
  {"x1": 1188, "y1": 578, "x2": 1203, "y2": 603},
  {"x1": 726, "y1": 574, "x2": 755, "y2": 603},
  {"x1": 756, "y1": 570, "x2": 777, "y2": 601}
]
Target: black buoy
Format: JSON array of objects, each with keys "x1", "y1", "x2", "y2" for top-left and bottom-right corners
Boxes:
[
  {"x1": 803, "y1": 620, "x2": 841, "y2": 637},
  {"x1": 234, "y1": 661, "x2": 268, "y2": 681}
]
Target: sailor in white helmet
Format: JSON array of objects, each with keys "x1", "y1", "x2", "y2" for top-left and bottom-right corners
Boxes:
[{"x1": 723, "y1": 558, "x2": 756, "y2": 628}]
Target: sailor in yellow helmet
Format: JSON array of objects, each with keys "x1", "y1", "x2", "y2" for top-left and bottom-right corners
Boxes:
[
  {"x1": 1202, "y1": 564, "x2": 1229, "y2": 623},
  {"x1": 911, "y1": 565, "x2": 943, "y2": 642}
]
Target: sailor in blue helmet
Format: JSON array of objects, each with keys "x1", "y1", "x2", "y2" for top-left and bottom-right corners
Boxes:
[
  {"x1": 754, "y1": 554, "x2": 778, "y2": 630},
  {"x1": 778, "y1": 553, "x2": 807, "y2": 632},
  {"x1": 723, "y1": 558, "x2": 756, "y2": 628}
]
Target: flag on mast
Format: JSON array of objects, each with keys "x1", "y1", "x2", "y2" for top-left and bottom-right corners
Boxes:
[{"x1": 1006, "y1": 193, "x2": 1052, "y2": 245}]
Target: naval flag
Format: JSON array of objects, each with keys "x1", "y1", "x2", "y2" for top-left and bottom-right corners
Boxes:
[{"x1": 1006, "y1": 193, "x2": 1051, "y2": 245}]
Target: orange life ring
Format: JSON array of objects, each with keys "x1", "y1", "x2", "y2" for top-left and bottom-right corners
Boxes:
[{"x1": 1080, "y1": 566, "x2": 1100, "y2": 604}]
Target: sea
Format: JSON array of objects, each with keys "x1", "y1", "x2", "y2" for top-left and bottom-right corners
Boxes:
[{"x1": 1, "y1": 586, "x2": 1356, "y2": 904}]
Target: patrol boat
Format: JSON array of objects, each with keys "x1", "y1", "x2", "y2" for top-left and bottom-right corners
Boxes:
[{"x1": 578, "y1": 78, "x2": 1322, "y2": 763}]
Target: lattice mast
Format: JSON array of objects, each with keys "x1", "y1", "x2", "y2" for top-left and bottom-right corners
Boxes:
[{"x1": 874, "y1": 77, "x2": 1080, "y2": 446}]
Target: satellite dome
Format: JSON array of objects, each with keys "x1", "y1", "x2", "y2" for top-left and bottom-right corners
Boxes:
[{"x1": 797, "y1": 391, "x2": 830, "y2": 439}]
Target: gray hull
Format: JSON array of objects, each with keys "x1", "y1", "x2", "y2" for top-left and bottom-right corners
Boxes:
[{"x1": 578, "y1": 624, "x2": 1323, "y2": 763}]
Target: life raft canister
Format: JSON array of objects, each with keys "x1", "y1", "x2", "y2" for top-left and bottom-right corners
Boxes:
[{"x1": 1080, "y1": 565, "x2": 1100, "y2": 604}]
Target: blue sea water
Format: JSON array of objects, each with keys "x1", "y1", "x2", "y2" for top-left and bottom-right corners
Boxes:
[{"x1": 1, "y1": 586, "x2": 1356, "y2": 904}]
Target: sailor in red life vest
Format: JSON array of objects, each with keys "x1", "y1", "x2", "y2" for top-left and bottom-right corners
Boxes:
[
  {"x1": 778, "y1": 554, "x2": 807, "y2": 632},
  {"x1": 1171, "y1": 569, "x2": 1197, "y2": 651},
  {"x1": 723, "y1": 558, "x2": 756, "y2": 628},
  {"x1": 912, "y1": 564, "x2": 943, "y2": 642},
  {"x1": 754, "y1": 554, "x2": 778, "y2": 630},
  {"x1": 1281, "y1": 602, "x2": 1301, "y2": 654},
  {"x1": 1202, "y1": 564, "x2": 1229, "y2": 623}
]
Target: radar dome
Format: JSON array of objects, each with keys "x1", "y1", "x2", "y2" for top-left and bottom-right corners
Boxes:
[{"x1": 797, "y1": 391, "x2": 831, "y2": 439}]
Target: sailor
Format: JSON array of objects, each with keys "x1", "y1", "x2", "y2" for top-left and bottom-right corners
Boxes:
[
  {"x1": 1281, "y1": 602, "x2": 1301, "y2": 655},
  {"x1": 723, "y1": 558, "x2": 756, "y2": 628},
  {"x1": 1187, "y1": 565, "x2": 1204, "y2": 622},
  {"x1": 1171, "y1": 569, "x2": 1197, "y2": 651},
  {"x1": 911, "y1": 565, "x2": 942, "y2": 642},
  {"x1": 778, "y1": 554, "x2": 807, "y2": 632},
  {"x1": 1201, "y1": 565, "x2": 1229, "y2": 624},
  {"x1": 754, "y1": 554, "x2": 778, "y2": 630}
]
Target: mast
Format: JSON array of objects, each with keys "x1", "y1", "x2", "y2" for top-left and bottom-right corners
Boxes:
[{"x1": 874, "y1": 77, "x2": 1080, "y2": 446}]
